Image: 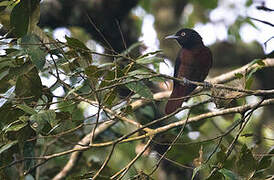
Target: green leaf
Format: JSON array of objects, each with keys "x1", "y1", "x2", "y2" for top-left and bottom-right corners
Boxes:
[
  {"x1": 119, "y1": 42, "x2": 142, "y2": 57},
  {"x1": 245, "y1": 77, "x2": 253, "y2": 89},
  {"x1": 150, "y1": 76, "x2": 165, "y2": 82},
  {"x1": 126, "y1": 80, "x2": 153, "y2": 99},
  {"x1": 245, "y1": 18, "x2": 259, "y2": 30},
  {"x1": 245, "y1": 60, "x2": 264, "y2": 89},
  {"x1": 21, "y1": 34, "x2": 47, "y2": 70},
  {"x1": 219, "y1": 168, "x2": 238, "y2": 180},
  {"x1": 23, "y1": 141, "x2": 35, "y2": 171},
  {"x1": 216, "y1": 145, "x2": 226, "y2": 163},
  {"x1": 65, "y1": 84, "x2": 84, "y2": 99},
  {"x1": 206, "y1": 171, "x2": 225, "y2": 180},
  {"x1": 65, "y1": 35, "x2": 89, "y2": 50},
  {"x1": 246, "y1": 67, "x2": 259, "y2": 80},
  {"x1": 127, "y1": 69, "x2": 151, "y2": 76},
  {"x1": 245, "y1": 66, "x2": 261, "y2": 89},
  {"x1": 104, "y1": 91, "x2": 117, "y2": 107},
  {"x1": 4, "y1": 48, "x2": 20, "y2": 55},
  {"x1": 139, "y1": 0, "x2": 151, "y2": 12},
  {"x1": 236, "y1": 144, "x2": 257, "y2": 177},
  {"x1": 15, "y1": 67, "x2": 43, "y2": 104},
  {"x1": 17, "y1": 104, "x2": 37, "y2": 115},
  {"x1": 234, "y1": 73, "x2": 244, "y2": 79},
  {"x1": 245, "y1": 0, "x2": 253, "y2": 6},
  {"x1": 85, "y1": 65, "x2": 104, "y2": 80},
  {"x1": 98, "y1": 62, "x2": 115, "y2": 68},
  {"x1": 194, "y1": 0, "x2": 218, "y2": 9},
  {"x1": 256, "y1": 147, "x2": 274, "y2": 171},
  {"x1": 0, "y1": 86, "x2": 15, "y2": 108},
  {"x1": 137, "y1": 50, "x2": 163, "y2": 59},
  {"x1": 121, "y1": 105, "x2": 133, "y2": 114},
  {"x1": 0, "y1": 140, "x2": 18, "y2": 155},
  {"x1": 28, "y1": 0, "x2": 40, "y2": 33},
  {"x1": 10, "y1": 0, "x2": 40, "y2": 37},
  {"x1": 136, "y1": 57, "x2": 164, "y2": 65},
  {"x1": 19, "y1": 115, "x2": 30, "y2": 122},
  {"x1": 256, "y1": 60, "x2": 265, "y2": 66},
  {"x1": 99, "y1": 69, "x2": 124, "y2": 88},
  {"x1": 65, "y1": 36, "x2": 92, "y2": 68},
  {"x1": 249, "y1": 59, "x2": 265, "y2": 67},
  {"x1": 3, "y1": 120, "x2": 28, "y2": 133},
  {"x1": 10, "y1": 1, "x2": 29, "y2": 37},
  {"x1": 0, "y1": 1, "x2": 15, "y2": 7},
  {"x1": 29, "y1": 110, "x2": 56, "y2": 133},
  {"x1": 192, "y1": 164, "x2": 207, "y2": 180}
]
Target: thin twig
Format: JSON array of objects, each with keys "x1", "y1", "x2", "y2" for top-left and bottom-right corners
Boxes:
[
  {"x1": 149, "y1": 110, "x2": 192, "y2": 176},
  {"x1": 93, "y1": 144, "x2": 116, "y2": 179},
  {"x1": 111, "y1": 137, "x2": 154, "y2": 179},
  {"x1": 249, "y1": 17, "x2": 274, "y2": 27}
]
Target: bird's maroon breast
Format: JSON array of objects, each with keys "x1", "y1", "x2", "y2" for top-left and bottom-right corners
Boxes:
[{"x1": 177, "y1": 47, "x2": 212, "y2": 82}]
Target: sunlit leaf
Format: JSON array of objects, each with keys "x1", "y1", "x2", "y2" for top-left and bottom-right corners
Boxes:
[
  {"x1": 98, "y1": 62, "x2": 114, "y2": 68},
  {"x1": 136, "y1": 57, "x2": 164, "y2": 65},
  {"x1": 0, "y1": 86, "x2": 15, "y2": 108},
  {"x1": 3, "y1": 120, "x2": 28, "y2": 133},
  {"x1": 137, "y1": 50, "x2": 163, "y2": 59}
]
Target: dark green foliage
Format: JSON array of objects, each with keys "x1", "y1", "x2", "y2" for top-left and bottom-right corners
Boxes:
[{"x1": 0, "y1": 0, "x2": 272, "y2": 179}]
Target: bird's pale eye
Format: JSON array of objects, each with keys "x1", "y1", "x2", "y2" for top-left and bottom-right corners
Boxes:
[{"x1": 181, "y1": 32, "x2": 186, "y2": 36}]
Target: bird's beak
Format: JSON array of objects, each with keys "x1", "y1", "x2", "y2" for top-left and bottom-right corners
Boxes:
[{"x1": 165, "y1": 35, "x2": 179, "y2": 40}]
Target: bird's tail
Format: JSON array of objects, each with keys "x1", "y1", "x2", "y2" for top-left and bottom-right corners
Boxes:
[{"x1": 165, "y1": 84, "x2": 196, "y2": 115}]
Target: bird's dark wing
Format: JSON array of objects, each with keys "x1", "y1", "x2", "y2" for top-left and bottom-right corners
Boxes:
[{"x1": 165, "y1": 47, "x2": 212, "y2": 114}]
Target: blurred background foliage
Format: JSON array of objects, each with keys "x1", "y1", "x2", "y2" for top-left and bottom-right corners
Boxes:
[{"x1": 0, "y1": 0, "x2": 273, "y2": 179}]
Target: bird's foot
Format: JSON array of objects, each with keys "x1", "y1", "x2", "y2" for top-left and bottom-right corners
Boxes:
[
  {"x1": 203, "y1": 81, "x2": 212, "y2": 89},
  {"x1": 182, "y1": 77, "x2": 192, "y2": 86}
]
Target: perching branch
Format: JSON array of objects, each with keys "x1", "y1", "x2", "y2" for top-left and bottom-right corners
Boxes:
[{"x1": 51, "y1": 58, "x2": 274, "y2": 179}]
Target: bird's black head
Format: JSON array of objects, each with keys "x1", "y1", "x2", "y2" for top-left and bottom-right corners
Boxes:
[{"x1": 165, "y1": 28, "x2": 204, "y2": 49}]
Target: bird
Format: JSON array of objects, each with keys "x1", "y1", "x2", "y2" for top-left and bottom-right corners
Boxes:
[{"x1": 165, "y1": 28, "x2": 212, "y2": 115}]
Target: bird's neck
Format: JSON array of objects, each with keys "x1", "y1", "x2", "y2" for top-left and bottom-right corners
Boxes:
[{"x1": 181, "y1": 42, "x2": 205, "y2": 49}]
